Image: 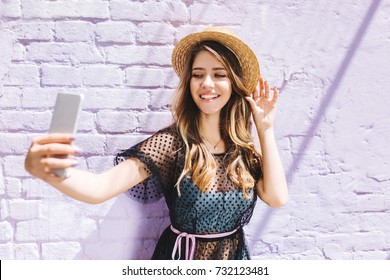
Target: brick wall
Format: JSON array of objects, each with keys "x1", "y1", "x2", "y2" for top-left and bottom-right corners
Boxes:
[{"x1": 1, "y1": 0, "x2": 389, "y2": 260}]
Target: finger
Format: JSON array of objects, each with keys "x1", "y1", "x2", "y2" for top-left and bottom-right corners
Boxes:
[
  {"x1": 252, "y1": 78, "x2": 260, "y2": 100},
  {"x1": 32, "y1": 134, "x2": 75, "y2": 145},
  {"x1": 245, "y1": 96, "x2": 257, "y2": 111},
  {"x1": 40, "y1": 157, "x2": 78, "y2": 169},
  {"x1": 245, "y1": 96, "x2": 263, "y2": 112},
  {"x1": 36, "y1": 143, "x2": 81, "y2": 157},
  {"x1": 264, "y1": 81, "x2": 270, "y2": 99},
  {"x1": 271, "y1": 87, "x2": 279, "y2": 104},
  {"x1": 259, "y1": 76, "x2": 265, "y2": 98}
]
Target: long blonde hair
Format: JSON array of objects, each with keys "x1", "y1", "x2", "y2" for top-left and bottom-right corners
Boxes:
[{"x1": 171, "y1": 41, "x2": 261, "y2": 198}]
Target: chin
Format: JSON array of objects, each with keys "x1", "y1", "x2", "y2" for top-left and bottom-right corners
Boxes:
[{"x1": 198, "y1": 109, "x2": 221, "y2": 116}]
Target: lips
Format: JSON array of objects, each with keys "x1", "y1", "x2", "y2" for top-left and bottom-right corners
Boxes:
[{"x1": 200, "y1": 93, "x2": 220, "y2": 101}]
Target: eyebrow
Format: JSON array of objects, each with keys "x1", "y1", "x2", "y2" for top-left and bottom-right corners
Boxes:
[{"x1": 192, "y1": 67, "x2": 227, "y2": 71}]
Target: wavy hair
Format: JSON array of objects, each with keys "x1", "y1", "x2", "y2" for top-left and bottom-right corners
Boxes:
[{"x1": 171, "y1": 41, "x2": 261, "y2": 198}]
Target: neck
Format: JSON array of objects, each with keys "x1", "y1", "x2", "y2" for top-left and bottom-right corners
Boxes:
[
  {"x1": 198, "y1": 113, "x2": 227, "y2": 153},
  {"x1": 199, "y1": 113, "x2": 221, "y2": 141}
]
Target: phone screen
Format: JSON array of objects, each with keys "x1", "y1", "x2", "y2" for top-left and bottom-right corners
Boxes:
[
  {"x1": 48, "y1": 92, "x2": 84, "y2": 178},
  {"x1": 49, "y1": 93, "x2": 84, "y2": 134}
]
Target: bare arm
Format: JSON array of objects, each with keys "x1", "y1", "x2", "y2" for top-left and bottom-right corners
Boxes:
[
  {"x1": 255, "y1": 127, "x2": 288, "y2": 207},
  {"x1": 246, "y1": 76, "x2": 288, "y2": 207},
  {"x1": 25, "y1": 134, "x2": 149, "y2": 204}
]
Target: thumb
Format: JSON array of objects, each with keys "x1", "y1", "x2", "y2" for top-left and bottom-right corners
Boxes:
[{"x1": 245, "y1": 96, "x2": 257, "y2": 111}]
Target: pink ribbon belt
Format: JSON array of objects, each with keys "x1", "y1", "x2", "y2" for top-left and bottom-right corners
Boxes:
[{"x1": 170, "y1": 225, "x2": 239, "y2": 260}]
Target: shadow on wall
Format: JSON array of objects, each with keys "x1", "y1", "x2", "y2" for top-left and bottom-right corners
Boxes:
[
  {"x1": 71, "y1": 195, "x2": 170, "y2": 260},
  {"x1": 248, "y1": 0, "x2": 382, "y2": 254}
]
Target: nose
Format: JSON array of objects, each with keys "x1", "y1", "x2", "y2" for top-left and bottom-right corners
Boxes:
[{"x1": 201, "y1": 75, "x2": 214, "y2": 88}]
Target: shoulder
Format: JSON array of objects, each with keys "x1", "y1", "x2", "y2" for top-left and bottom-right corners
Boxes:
[
  {"x1": 157, "y1": 123, "x2": 179, "y2": 136},
  {"x1": 144, "y1": 123, "x2": 183, "y2": 152},
  {"x1": 154, "y1": 123, "x2": 182, "y2": 143}
]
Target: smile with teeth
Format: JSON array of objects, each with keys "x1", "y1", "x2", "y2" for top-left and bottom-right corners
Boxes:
[{"x1": 200, "y1": 94, "x2": 220, "y2": 100}]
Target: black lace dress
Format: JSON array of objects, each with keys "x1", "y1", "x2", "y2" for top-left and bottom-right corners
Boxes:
[{"x1": 115, "y1": 124, "x2": 262, "y2": 260}]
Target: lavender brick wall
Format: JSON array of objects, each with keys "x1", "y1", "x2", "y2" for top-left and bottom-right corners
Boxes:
[{"x1": 1, "y1": 0, "x2": 389, "y2": 260}]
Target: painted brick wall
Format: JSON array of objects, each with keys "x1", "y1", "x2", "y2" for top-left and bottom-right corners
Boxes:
[{"x1": 1, "y1": 0, "x2": 389, "y2": 260}]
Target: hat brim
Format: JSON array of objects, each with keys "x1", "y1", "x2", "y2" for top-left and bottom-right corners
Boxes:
[{"x1": 172, "y1": 29, "x2": 260, "y2": 95}]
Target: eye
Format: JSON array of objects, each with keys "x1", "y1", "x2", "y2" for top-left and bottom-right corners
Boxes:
[
  {"x1": 192, "y1": 73, "x2": 203, "y2": 78},
  {"x1": 215, "y1": 73, "x2": 227, "y2": 78}
]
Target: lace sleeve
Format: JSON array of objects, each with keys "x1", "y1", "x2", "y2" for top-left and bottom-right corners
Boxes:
[{"x1": 114, "y1": 125, "x2": 182, "y2": 203}]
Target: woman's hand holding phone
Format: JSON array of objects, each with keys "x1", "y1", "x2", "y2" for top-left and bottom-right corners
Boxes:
[
  {"x1": 25, "y1": 92, "x2": 84, "y2": 180},
  {"x1": 24, "y1": 134, "x2": 80, "y2": 182}
]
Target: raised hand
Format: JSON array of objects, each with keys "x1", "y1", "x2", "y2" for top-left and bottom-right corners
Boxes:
[
  {"x1": 245, "y1": 76, "x2": 278, "y2": 132},
  {"x1": 24, "y1": 134, "x2": 79, "y2": 182}
]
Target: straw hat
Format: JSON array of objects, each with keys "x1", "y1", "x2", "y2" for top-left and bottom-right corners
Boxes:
[{"x1": 172, "y1": 27, "x2": 260, "y2": 95}]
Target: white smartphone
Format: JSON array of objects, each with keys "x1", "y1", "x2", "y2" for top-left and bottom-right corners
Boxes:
[
  {"x1": 49, "y1": 92, "x2": 84, "y2": 134},
  {"x1": 49, "y1": 92, "x2": 84, "y2": 177}
]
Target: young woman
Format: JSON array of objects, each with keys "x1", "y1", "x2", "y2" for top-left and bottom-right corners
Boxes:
[{"x1": 25, "y1": 27, "x2": 288, "y2": 260}]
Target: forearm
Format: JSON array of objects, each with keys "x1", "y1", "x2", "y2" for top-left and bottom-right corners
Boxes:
[
  {"x1": 256, "y1": 126, "x2": 288, "y2": 207},
  {"x1": 44, "y1": 168, "x2": 109, "y2": 204},
  {"x1": 25, "y1": 134, "x2": 145, "y2": 204},
  {"x1": 42, "y1": 158, "x2": 148, "y2": 204}
]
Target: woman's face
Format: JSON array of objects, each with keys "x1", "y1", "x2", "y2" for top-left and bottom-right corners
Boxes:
[{"x1": 190, "y1": 50, "x2": 232, "y2": 118}]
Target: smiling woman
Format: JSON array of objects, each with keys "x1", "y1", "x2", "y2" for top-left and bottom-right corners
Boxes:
[
  {"x1": 24, "y1": 27, "x2": 288, "y2": 260},
  {"x1": 190, "y1": 50, "x2": 232, "y2": 117}
]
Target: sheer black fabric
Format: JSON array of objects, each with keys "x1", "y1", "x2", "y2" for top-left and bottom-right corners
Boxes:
[{"x1": 114, "y1": 124, "x2": 262, "y2": 260}]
